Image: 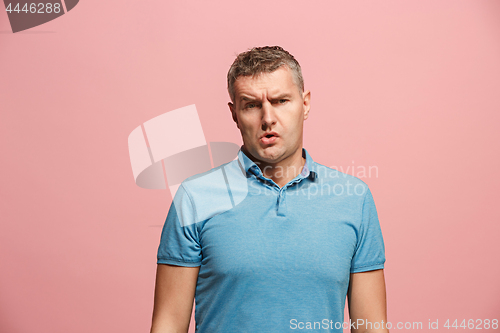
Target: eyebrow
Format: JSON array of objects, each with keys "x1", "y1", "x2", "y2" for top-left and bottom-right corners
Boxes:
[
  {"x1": 271, "y1": 94, "x2": 292, "y2": 100},
  {"x1": 240, "y1": 96, "x2": 258, "y2": 102},
  {"x1": 239, "y1": 93, "x2": 292, "y2": 102}
]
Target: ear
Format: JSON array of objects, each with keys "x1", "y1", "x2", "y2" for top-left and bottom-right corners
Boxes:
[
  {"x1": 228, "y1": 102, "x2": 239, "y2": 129},
  {"x1": 302, "y1": 90, "x2": 311, "y2": 120}
]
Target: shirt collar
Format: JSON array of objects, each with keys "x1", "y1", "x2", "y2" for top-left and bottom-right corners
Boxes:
[{"x1": 237, "y1": 146, "x2": 317, "y2": 181}]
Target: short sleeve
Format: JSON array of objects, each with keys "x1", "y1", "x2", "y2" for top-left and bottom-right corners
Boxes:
[
  {"x1": 157, "y1": 184, "x2": 202, "y2": 267},
  {"x1": 350, "y1": 188, "x2": 386, "y2": 273}
]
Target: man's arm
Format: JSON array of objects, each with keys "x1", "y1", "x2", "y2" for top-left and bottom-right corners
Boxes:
[
  {"x1": 347, "y1": 269, "x2": 389, "y2": 333},
  {"x1": 150, "y1": 264, "x2": 200, "y2": 333}
]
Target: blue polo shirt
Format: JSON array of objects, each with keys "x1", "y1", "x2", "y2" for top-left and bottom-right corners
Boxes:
[{"x1": 157, "y1": 147, "x2": 385, "y2": 332}]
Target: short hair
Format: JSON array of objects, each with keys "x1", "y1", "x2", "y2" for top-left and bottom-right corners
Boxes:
[{"x1": 227, "y1": 46, "x2": 304, "y2": 102}]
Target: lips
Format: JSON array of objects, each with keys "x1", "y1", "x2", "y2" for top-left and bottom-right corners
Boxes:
[{"x1": 260, "y1": 131, "x2": 279, "y2": 145}]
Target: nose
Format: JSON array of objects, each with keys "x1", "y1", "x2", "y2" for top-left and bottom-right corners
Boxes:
[{"x1": 261, "y1": 101, "x2": 277, "y2": 129}]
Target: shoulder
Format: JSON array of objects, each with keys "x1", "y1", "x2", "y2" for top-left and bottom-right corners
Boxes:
[
  {"x1": 179, "y1": 158, "x2": 245, "y2": 195},
  {"x1": 313, "y1": 161, "x2": 369, "y2": 188},
  {"x1": 307, "y1": 161, "x2": 373, "y2": 203},
  {"x1": 173, "y1": 158, "x2": 248, "y2": 224}
]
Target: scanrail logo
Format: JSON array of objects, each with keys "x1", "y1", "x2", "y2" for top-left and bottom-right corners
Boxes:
[
  {"x1": 128, "y1": 105, "x2": 240, "y2": 198},
  {"x1": 3, "y1": 0, "x2": 78, "y2": 33}
]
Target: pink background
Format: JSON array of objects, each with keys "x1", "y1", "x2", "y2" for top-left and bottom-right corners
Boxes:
[{"x1": 1, "y1": 0, "x2": 500, "y2": 332}]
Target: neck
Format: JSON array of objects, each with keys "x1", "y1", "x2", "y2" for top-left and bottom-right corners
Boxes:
[{"x1": 243, "y1": 145, "x2": 306, "y2": 188}]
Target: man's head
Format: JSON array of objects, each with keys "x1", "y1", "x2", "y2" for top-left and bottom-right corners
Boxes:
[
  {"x1": 227, "y1": 46, "x2": 311, "y2": 166},
  {"x1": 227, "y1": 46, "x2": 304, "y2": 103}
]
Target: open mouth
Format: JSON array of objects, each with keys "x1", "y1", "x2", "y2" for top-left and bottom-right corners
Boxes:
[
  {"x1": 260, "y1": 132, "x2": 278, "y2": 144},
  {"x1": 261, "y1": 132, "x2": 278, "y2": 139}
]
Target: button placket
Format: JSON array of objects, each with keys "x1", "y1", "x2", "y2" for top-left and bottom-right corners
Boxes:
[
  {"x1": 277, "y1": 189, "x2": 287, "y2": 216},
  {"x1": 276, "y1": 175, "x2": 307, "y2": 217}
]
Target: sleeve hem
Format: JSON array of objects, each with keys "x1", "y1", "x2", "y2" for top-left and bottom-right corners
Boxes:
[
  {"x1": 157, "y1": 258, "x2": 202, "y2": 267},
  {"x1": 350, "y1": 262, "x2": 385, "y2": 273}
]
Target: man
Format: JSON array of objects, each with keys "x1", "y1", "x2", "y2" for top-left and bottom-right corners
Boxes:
[{"x1": 151, "y1": 46, "x2": 389, "y2": 333}]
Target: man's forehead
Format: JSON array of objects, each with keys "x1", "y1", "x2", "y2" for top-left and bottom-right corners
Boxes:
[{"x1": 233, "y1": 68, "x2": 297, "y2": 100}]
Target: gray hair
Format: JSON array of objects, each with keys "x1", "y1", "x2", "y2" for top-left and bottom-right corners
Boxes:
[{"x1": 227, "y1": 46, "x2": 304, "y2": 102}]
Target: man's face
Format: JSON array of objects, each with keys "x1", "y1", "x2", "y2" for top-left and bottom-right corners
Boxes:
[{"x1": 228, "y1": 66, "x2": 311, "y2": 165}]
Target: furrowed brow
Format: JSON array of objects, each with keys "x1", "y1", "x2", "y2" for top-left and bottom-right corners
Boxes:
[
  {"x1": 271, "y1": 93, "x2": 292, "y2": 100},
  {"x1": 240, "y1": 96, "x2": 259, "y2": 102}
]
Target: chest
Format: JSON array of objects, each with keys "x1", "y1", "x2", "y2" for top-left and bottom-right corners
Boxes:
[{"x1": 197, "y1": 194, "x2": 360, "y2": 285}]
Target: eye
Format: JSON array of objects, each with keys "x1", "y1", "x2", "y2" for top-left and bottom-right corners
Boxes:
[
  {"x1": 279, "y1": 99, "x2": 287, "y2": 104},
  {"x1": 246, "y1": 103, "x2": 256, "y2": 109}
]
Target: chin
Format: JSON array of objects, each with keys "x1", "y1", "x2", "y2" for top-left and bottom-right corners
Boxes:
[{"x1": 258, "y1": 147, "x2": 285, "y2": 161}]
